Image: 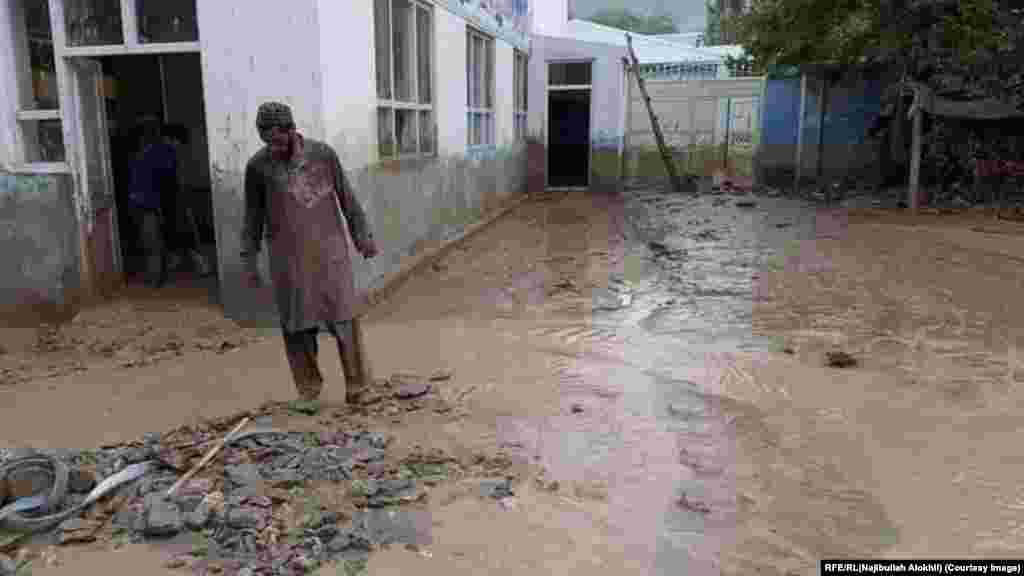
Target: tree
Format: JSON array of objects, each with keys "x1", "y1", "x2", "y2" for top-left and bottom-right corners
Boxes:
[
  {"x1": 585, "y1": 8, "x2": 680, "y2": 35},
  {"x1": 704, "y1": 1, "x2": 722, "y2": 45},
  {"x1": 731, "y1": 0, "x2": 1022, "y2": 95}
]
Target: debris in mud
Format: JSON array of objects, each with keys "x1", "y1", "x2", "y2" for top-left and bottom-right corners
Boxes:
[
  {"x1": 694, "y1": 229, "x2": 719, "y2": 242},
  {"x1": 825, "y1": 350, "x2": 858, "y2": 368},
  {"x1": 677, "y1": 493, "x2": 712, "y2": 515},
  {"x1": 783, "y1": 347, "x2": 795, "y2": 355},
  {"x1": 0, "y1": 392, "x2": 462, "y2": 575},
  {"x1": 571, "y1": 403, "x2": 585, "y2": 414},
  {"x1": 479, "y1": 478, "x2": 515, "y2": 500},
  {"x1": 775, "y1": 222, "x2": 793, "y2": 229},
  {"x1": 735, "y1": 199, "x2": 758, "y2": 209},
  {"x1": 428, "y1": 370, "x2": 453, "y2": 382}
]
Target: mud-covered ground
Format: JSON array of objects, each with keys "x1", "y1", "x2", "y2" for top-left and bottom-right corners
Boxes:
[{"x1": 2, "y1": 190, "x2": 1024, "y2": 574}]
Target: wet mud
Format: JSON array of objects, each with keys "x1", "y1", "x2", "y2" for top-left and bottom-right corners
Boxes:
[{"x1": 4, "y1": 190, "x2": 1024, "y2": 574}]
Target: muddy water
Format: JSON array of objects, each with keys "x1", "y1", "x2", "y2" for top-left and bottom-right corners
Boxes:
[
  {"x1": 11, "y1": 190, "x2": 1024, "y2": 574},
  {"x1": 486, "y1": 192, "x2": 885, "y2": 574}
]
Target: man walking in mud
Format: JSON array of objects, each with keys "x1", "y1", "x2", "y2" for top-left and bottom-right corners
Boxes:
[{"x1": 241, "y1": 102, "x2": 378, "y2": 404}]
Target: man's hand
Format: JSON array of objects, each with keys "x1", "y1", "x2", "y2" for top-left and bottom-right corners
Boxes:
[{"x1": 359, "y1": 238, "x2": 379, "y2": 259}]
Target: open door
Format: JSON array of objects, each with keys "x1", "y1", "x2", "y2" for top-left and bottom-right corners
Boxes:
[{"x1": 70, "y1": 57, "x2": 120, "y2": 297}]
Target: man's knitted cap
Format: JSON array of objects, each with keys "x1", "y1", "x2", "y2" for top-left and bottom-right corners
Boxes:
[{"x1": 256, "y1": 102, "x2": 295, "y2": 142}]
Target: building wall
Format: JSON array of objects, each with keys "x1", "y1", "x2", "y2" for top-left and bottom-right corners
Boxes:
[
  {"x1": 528, "y1": 35, "x2": 627, "y2": 191},
  {"x1": 531, "y1": 0, "x2": 567, "y2": 37},
  {"x1": 197, "y1": 0, "x2": 326, "y2": 325},
  {"x1": 205, "y1": 0, "x2": 526, "y2": 324},
  {"x1": 0, "y1": 172, "x2": 81, "y2": 324}
]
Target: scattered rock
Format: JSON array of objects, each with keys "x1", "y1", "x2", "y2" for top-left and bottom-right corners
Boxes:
[
  {"x1": 142, "y1": 493, "x2": 184, "y2": 537},
  {"x1": 825, "y1": 350, "x2": 858, "y2": 368},
  {"x1": 0, "y1": 554, "x2": 15, "y2": 576},
  {"x1": 57, "y1": 518, "x2": 101, "y2": 545},
  {"x1": 677, "y1": 493, "x2": 712, "y2": 514},
  {"x1": 429, "y1": 370, "x2": 453, "y2": 382},
  {"x1": 226, "y1": 464, "x2": 263, "y2": 487},
  {"x1": 184, "y1": 500, "x2": 212, "y2": 530},
  {"x1": 480, "y1": 478, "x2": 515, "y2": 500},
  {"x1": 67, "y1": 468, "x2": 97, "y2": 494},
  {"x1": 394, "y1": 381, "x2": 431, "y2": 400},
  {"x1": 226, "y1": 506, "x2": 266, "y2": 530},
  {"x1": 163, "y1": 556, "x2": 188, "y2": 569}
]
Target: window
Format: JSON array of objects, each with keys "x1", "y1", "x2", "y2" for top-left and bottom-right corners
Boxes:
[
  {"x1": 466, "y1": 27, "x2": 494, "y2": 148},
  {"x1": 513, "y1": 50, "x2": 528, "y2": 141},
  {"x1": 136, "y1": 0, "x2": 199, "y2": 44},
  {"x1": 548, "y1": 61, "x2": 592, "y2": 87},
  {"x1": 64, "y1": 0, "x2": 124, "y2": 47},
  {"x1": 12, "y1": 0, "x2": 66, "y2": 163},
  {"x1": 374, "y1": 0, "x2": 435, "y2": 159}
]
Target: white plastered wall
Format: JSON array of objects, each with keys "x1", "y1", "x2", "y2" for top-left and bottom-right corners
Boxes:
[
  {"x1": 316, "y1": 0, "x2": 376, "y2": 171},
  {"x1": 434, "y1": 7, "x2": 467, "y2": 156}
]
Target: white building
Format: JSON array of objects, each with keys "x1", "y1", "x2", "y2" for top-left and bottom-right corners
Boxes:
[
  {"x1": 525, "y1": 4, "x2": 746, "y2": 191},
  {"x1": 0, "y1": 0, "x2": 533, "y2": 323}
]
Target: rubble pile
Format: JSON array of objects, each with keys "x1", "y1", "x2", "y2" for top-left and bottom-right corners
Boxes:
[{"x1": 0, "y1": 374, "x2": 464, "y2": 576}]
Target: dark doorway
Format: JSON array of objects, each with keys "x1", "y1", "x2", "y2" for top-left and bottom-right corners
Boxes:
[
  {"x1": 98, "y1": 53, "x2": 217, "y2": 294},
  {"x1": 547, "y1": 89, "x2": 591, "y2": 188}
]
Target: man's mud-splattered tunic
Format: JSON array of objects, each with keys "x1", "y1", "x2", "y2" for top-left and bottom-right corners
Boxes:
[{"x1": 241, "y1": 139, "x2": 373, "y2": 333}]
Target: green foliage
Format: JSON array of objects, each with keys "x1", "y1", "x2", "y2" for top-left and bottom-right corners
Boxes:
[
  {"x1": 704, "y1": 1, "x2": 722, "y2": 45},
  {"x1": 731, "y1": 0, "x2": 1022, "y2": 92},
  {"x1": 585, "y1": 8, "x2": 679, "y2": 34}
]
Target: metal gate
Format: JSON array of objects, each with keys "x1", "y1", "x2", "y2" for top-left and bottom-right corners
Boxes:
[{"x1": 625, "y1": 76, "x2": 766, "y2": 182}]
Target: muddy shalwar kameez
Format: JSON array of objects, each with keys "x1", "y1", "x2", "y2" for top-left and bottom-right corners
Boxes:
[{"x1": 241, "y1": 138, "x2": 374, "y2": 399}]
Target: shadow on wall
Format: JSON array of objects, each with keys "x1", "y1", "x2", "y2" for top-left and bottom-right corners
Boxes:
[
  {"x1": 212, "y1": 145, "x2": 530, "y2": 326},
  {"x1": 0, "y1": 172, "x2": 82, "y2": 326}
]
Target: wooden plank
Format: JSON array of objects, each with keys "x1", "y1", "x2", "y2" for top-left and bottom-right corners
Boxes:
[{"x1": 626, "y1": 33, "x2": 685, "y2": 193}]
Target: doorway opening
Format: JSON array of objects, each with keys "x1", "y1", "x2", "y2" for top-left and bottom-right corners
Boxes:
[
  {"x1": 546, "y1": 61, "x2": 593, "y2": 190},
  {"x1": 547, "y1": 89, "x2": 591, "y2": 188},
  {"x1": 92, "y1": 53, "x2": 217, "y2": 298}
]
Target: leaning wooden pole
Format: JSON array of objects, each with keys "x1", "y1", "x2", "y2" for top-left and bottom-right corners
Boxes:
[{"x1": 626, "y1": 34, "x2": 685, "y2": 193}]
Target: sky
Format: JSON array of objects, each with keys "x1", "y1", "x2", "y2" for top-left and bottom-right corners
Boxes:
[{"x1": 569, "y1": 0, "x2": 708, "y2": 33}]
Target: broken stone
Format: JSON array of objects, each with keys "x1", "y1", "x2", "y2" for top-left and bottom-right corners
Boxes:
[
  {"x1": 163, "y1": 556, "x2": 188, "y2": 569},
  {"x1": 429, "y1": 370, "x2": 453, "y2": 382},
  {"x1": 735, "y1": 200, "x2": 757, "y2": 208},
  {"x1": 0, "y1": 554, "x2": 15, "y2": 576},
  {"x1": 395, "y1": 381, "x2": 431, "y2": 400},
  {"x1": 142, "y1": 493, "x2": 184, "y2": 537},
  {"x1": 571, "y1": 403, "x2": 584, "y2": 414},
  {"x1": 184, "y1": 500, "x2": 212, "y2": 530},
  {"x1": 479, "y1": 478, "x2": 514, "y2": 500},
  {"x1": 825, "y1": 350, "x2": 858, "y2": 368},
  {"x1": 226, "y1": 507, "x2": 266, "y2": 530},
  {"x1": 67, "y1": 468, "x2": 97, "y2": 494},
  {"x1": 57, "y1": 517, "x2": 100, "y2": 545},
  {"x1": 226, "y1": 464, "x2": 263, "y2": 487}
]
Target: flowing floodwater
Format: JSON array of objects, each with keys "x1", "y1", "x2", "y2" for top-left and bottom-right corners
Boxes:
[{"x1": 492, "y1": 191, "x2": 847, "y2": 574}]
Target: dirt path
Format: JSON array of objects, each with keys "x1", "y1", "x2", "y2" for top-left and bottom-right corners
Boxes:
[{"x1": 3, "y1": 193, "x2": 1024, "y2": 574}]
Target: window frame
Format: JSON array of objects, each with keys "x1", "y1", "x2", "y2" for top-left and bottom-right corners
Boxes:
[
  {"x1": 513, "y1": 49, "x2": 528, "y2": 142},
  {"x1": 466, "y1": 26, "x2": 495, "y2": 150},
  {"x1": 374, "y1": 0, "x2": 436, "y2": 161},
  {"x1": 3, "y1": 0, "x2": 70, "y2": 171}
]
